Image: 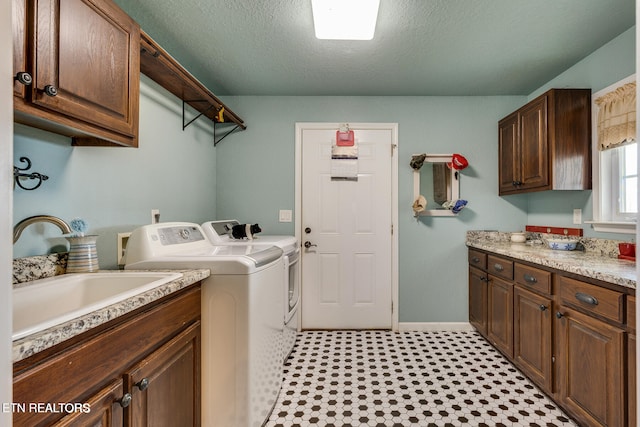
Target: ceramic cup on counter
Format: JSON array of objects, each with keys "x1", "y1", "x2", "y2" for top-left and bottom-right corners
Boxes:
[{"x1": 510, "y1": 232, "x2": 527, "y2": 243}]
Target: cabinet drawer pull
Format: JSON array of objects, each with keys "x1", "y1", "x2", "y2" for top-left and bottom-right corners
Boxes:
[
  {"x1": 575, "y1": 292, "x2": 598, "y2": 306},
  {"x1": 15, "y1": 72, "x2": 32, "y2": 86},
  {"x1": 539, "y1": 304, "x2": 547, "y2": 311},
  {"x1": 118, "y1": 393, "x2": 132, "y2": 408},
  {"x1": 135, "y1": 378, "x2": 150, "y2": 391},
  {"x1": 471, "y1": 257, "x2": 480, "y2": 264},
  {"x1": 493, "y1": 263, "x2": 504, "y2": 272},
  {"x1": 523, "y1": 274, "x2": 538, "y2": 284}
]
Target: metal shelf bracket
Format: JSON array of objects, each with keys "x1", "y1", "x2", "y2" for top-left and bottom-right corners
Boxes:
[{"x1": 182, "y1": 100, "x2": 244, "y2": 145}]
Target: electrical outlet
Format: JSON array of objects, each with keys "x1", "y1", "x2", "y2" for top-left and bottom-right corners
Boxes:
[
  {"x1": 151, "y1": 209, "x2": 160, "y2": 224},
  {"x1": 117, "y1": 232, "x2": 132, "y2": 268},
  {"x1": 573, "y1": 208, "x2": 582, "y2": 224},
  {"x1": 279, "y1": 209, "x2": 292, "y2": 222}
]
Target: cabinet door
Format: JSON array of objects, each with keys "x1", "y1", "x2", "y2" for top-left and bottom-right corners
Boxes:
[
  {"x1": 469, "y1": 266, "x2": 488, "y2": 336},
  {"x1": 52, "y1": 379, "x2": 125, "y2": 427},
  {"x1": 12, "y1": 0, "x2": 29, "y2": 99},
  {"x1": 519, "y1": 95, "x2": 549, "y2": 191},
  {"x1": 629, "y1": 333, "x2": 636, "y2": 427},
  {"x1": 556, "y1": 306, "x2": 624, "y2": 427},
  {"x1": 126, "y1": 322, "x2": 201, "y2": 427},
  {"x1": 487, "y1": 275, "x2": 513, "y2": 357},
  {"x1": 33, "y1": 0, "x2": 139, "y2": 137},
  {"x1": 513, "y1": 286, "x2": 552, "y2": 393},
  {"x1": 498, "y1": 112, "x2": 519, "y2": 194}
]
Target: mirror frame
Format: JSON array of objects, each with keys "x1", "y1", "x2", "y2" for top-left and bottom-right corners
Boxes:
[{"x1": 412, "y1": 154, "x2": 460, "y2": 217}]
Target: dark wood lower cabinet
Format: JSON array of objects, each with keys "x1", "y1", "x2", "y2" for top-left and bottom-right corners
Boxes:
[
  {"x1": 469, "y1": 266, "x2": 488, "y2": 336},
  {"x1": 14, "y1": 284, "x2": 201, "y2": 427},
  {"x1": 556, "y1": 306, "x2": 625, "y2": 427},
  {"x1": 513, "y1": 285, "x2": 553, "y2": 394},
  {"x1": 127, "y1": 323, "x2": 201, "y2": 427},
  {"x1": 487, "y1": 276, "x2": 513, "y2": 357},
  {"x1": 468, "y1": 248, "x2": 635, "y2": 427}
]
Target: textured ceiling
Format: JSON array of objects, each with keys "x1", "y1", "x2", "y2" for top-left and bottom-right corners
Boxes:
[{"x1": 114, "y1": 0, "x2": 635, "y2": 96}]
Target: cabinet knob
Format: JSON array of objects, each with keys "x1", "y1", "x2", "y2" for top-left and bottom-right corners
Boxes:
[
  {"x1": 512, "y1": 180, "x2": 522, "y2": 186},
  {"x1": 539, "y1": 304, "x2": 547, "y2": 311},
  {"x1": 493, "y1": 263, "x2": 504, "y2": 272},
  {"x1": 135, "y1": 378, "x2": 149, "y2": 391},
  {"x1": 523, "y1": 274, "x2": 538, "y2": 284},
  {"x1": 118, "y1": 393, "x2": 132, "y2": 408},
  {"x1": 555, "y1": 311, "x2": 564, "y2": 319},
  {"x1": 471, "y1": 257, "x2": 480, "y2": 264},
  {"x1": 14, "y1": 72, "x2": 32, "y2": 86},
  {"x1": 43, "y1": 85, "x2": 58, "y2": 97}
]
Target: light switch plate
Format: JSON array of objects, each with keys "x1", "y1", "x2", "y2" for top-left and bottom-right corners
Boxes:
[
  {"x1": 573, "y1": 209, "x2": 582, "y2": 224},
  {"x1": 279, "y1": 209, "x2": 293, "y2": 222}
]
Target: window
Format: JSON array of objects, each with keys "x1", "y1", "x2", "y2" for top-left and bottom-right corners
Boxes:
[{"x1": 589, "y1": 75, "x2": 637, "y2": 234}]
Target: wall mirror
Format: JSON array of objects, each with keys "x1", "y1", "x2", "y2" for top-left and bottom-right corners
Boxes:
[{"x1": 412, "y1": 154, "x2": 460, "y2": 216}]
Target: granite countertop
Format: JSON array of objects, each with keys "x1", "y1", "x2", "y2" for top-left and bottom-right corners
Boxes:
[
  {"x1": 466, "y1": 232, "x2": 636, "y2": 290},
  {"x1": 13, "y1": 269, "x2": 210, "y2": 363}
]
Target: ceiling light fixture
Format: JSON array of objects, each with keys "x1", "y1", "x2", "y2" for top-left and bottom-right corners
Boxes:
[{"x1": 311, "y1": 0, "x2": 380, "y2": 40}]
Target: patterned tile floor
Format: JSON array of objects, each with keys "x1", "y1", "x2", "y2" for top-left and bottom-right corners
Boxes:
[{"x1": 266, "y1": 330, "x2": 577, "y2": 427}]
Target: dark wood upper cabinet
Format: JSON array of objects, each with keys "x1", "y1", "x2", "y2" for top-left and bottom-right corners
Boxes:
[
  {"x1": 13, "y1": 0, "x2": 140, "y2": 147},
  {"x1": 498, "y1": 89, "x2": 591, "y2": 195}
]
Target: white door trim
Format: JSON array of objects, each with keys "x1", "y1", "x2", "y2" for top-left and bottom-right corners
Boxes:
[{"x1": 294, "y1": 122, "x2": 399, "y2": 332}]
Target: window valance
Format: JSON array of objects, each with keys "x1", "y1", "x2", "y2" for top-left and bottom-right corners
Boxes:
[{"x1": 594, "y1": 81, "x2": 636, "y2": 150}]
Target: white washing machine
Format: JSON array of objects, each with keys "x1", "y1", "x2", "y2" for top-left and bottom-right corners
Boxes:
[
  {"x1": 124, "y1": 222, "x2": 284, "y2": 427},
  {"x1": 201, "y1": 220, "x2": 300, "y2": 359}
]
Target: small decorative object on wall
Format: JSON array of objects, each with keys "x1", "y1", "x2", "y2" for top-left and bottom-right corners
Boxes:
[
  {"x1": 411, "y1": 153, "x2": 469, "y2": 217},
  {"x1": 13, "y1": 157, "x2": 49, "y2": 191},
  {"x1": 331, "y1": 123, "x2": 359, "y2": 181}
]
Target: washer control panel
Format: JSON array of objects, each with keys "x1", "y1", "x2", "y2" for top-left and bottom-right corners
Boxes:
[{"x1": 157, "y1": 225, "x2": 205, "y2": 245}]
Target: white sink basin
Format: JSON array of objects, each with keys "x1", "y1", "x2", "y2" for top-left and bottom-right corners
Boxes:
[{"x1": 13, "y1": 271, "x2": 182, "y2": 340}]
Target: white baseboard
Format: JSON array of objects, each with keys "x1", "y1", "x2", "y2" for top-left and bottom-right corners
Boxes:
[{"x1": 397, "y1": 322, "x2": 475, "y2": 332}]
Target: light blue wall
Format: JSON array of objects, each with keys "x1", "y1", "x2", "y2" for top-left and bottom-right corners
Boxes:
[
  {"x1": 215, "y1": 96, "x2": 528, "y2": 322},
  {"x1": 11, "y1": 27, "x2": 635, "y2": 323},
  {"x1": 524, "y1": 26, "x2": 636, "y2": 239},
  {"x1": 13, "y1": 76, "x2": 218, "y2": 268},
  {"x1": 215, "y1": 27, "x2": 636, "y2": 322}
]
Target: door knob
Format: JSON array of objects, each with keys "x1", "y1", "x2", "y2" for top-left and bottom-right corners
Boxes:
[
  {"x1": 305, "y1": 227, "x2": 311, "y2": 234},
  {"x1": 304, "y1": 241, "x2": 317, "y2": 249}
]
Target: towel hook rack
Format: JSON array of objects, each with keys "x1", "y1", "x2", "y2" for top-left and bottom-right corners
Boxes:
[{"x1": 13, "y1": 157, "x2": 48, "y2": 191}]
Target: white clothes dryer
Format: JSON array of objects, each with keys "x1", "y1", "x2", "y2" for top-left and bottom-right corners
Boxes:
[
  {"x1": 124, "y1": 222, "x2": 284, "y2": 427},
  {"x1": 201, "y1": 220, "x2": 300, "y2": 359}
]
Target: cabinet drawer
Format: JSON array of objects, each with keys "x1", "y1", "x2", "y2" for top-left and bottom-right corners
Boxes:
[
  {"x1": 628, "y1": 295, "x2": 636, "y2": 330},
  {"x1": 487, "y1": 255, "x2": 513, "y2": 280},
  {"x1": 514, "y1": 264, "x2": 551, "y2": 295},
  {"x1": 558, "y1": 276, "x2": 623, "y2": 323},
  {"x1": 468, "y1": 250, "x2": 487, "y2": 270}
]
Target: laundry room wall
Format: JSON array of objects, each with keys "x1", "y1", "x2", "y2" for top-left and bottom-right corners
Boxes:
[
  {"x1": 217, "y1": 26, "x2": 635, "y2": 324},
  {"x1": 13, "y1": 76, "x2": 219, "y2": 268},
  {"x1": 215, "y1": 95, "x2": 528, "y2": 324}
]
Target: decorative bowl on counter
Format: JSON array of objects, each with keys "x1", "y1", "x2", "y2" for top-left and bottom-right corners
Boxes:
[{"x1": 547, "y1": 239, "x2": 578, "y2": 251}]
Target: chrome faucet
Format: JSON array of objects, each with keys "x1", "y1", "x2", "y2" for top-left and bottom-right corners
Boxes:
[{"x1": 13, "y1": 215, "x2": 72, "y2": 244}]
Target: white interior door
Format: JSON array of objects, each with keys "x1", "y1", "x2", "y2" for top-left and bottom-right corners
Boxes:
[{"x1": 298, "y1": 123, "x2": 397, "y2": 329}]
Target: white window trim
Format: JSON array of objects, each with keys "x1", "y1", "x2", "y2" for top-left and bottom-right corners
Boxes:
[{"x1": 587, "y1": 74, "x2": 637, "y2": 234}]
